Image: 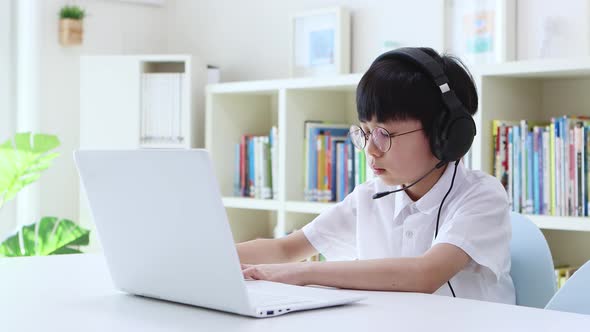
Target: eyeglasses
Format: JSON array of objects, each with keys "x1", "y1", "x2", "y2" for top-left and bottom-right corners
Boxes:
[{"x1": 348, "y1": 125, "x2": 423, "y2": 153}]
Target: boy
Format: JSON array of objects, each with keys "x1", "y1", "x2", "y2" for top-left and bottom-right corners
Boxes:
[{"x1": 237, "y1": 47, "x2": 515, "y2": 304}]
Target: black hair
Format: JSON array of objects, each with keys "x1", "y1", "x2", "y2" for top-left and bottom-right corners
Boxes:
[{"x1": 356, "y1": 47, "x2": 478, "y2": 139}]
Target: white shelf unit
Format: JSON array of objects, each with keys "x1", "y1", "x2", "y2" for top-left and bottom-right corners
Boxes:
[
  {"x1": 79, "y1": 54, "x2": 206, "y2": 251},
  {"x1": 80, "y1": 55, "x2": 206, "y2": 149},
  {"x1": 476, "y1": 58, "x2": 590, "y2": 267},
  {"x1": 206, "y1": 75, "x2": 362, "y2": 241},
  {"x1": 527, "y1": 215, "x2": 590, "y2": 232}
]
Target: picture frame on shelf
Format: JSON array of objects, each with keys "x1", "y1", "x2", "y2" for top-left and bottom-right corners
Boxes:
[
  {"x1": 443, "y1": 0, "x2": 516, "y2": 65},
  {"x1": 289, "y1": 7, "x2": 351, "y2": 78}
]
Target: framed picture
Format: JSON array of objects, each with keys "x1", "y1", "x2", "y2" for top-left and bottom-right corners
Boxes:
[
  {"x1": 290, "y1": 7, "x2": 351, "y2": 77},
  {"x1": 443, "y1": 0, "x2": 516, "y2": 65}
]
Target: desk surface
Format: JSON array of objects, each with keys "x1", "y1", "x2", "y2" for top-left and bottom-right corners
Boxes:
[{"x1": 1, "y1": 254, "x2": 589, "y2": 332}]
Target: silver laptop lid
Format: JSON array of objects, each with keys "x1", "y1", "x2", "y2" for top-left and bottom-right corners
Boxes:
[{"x1": 74, "y1": 149, "x2": 251, "y2": 314}]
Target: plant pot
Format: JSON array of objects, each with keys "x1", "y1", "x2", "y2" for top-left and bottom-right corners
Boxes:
[{"x1": 59, "y1": 18, "x2": 83, "y2": 46}]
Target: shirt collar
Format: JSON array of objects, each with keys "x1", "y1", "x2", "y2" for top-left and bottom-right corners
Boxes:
[
  {"x1": 414, "y1": 161, "x2": 465, "y2": 214},
  {"x1": 377, "y1": 161, "x2": 466, "y2": 218},
  {"x1": 389, "y1": 161, "x2": 465, "y2": 216}
]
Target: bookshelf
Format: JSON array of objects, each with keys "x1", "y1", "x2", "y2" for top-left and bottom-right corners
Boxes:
[
  {"x1": 206, "y1": 59, "x2": 590, "y2": 267},
  {"x1": 79, "y1": 54, "x2": 206, "y2": 251},
  {"x1": 475, "y1": 58, "x2": 590, "y2": 268},
  {"x1": 206, "y1": 75, "x2": 362, "y2": 241}
]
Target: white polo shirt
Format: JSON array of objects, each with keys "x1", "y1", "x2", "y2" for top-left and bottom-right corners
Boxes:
[{"x1": 302, "y1": 161, "x2": 516, "y2": 304}]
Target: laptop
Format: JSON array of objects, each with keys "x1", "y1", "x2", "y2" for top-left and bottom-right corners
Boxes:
[{"x1": 74, "y1": 149, "x2": 366, "y2": 318}]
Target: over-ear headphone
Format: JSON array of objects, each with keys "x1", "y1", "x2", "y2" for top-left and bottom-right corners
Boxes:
[{"x1": 372, "y1": 47, "x2": 476, "y2": 163}]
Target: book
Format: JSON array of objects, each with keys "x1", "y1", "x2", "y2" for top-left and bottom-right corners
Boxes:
[
  {"x1": 304, "y1": 122, "x2": 350, "y2": 201},
  {"x1": 330, "y1": 137, "x2": 347, "y2": 201}
]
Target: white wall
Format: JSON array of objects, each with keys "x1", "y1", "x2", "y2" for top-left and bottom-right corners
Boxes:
[
  {"x1": 164, "y1": 0, "x2": 445, "y2": 82},
  {"x1": 0, "y1": 0, "x2": 16, "y2": 237},
  {"x1": 517, "y1": 0, "x2": 590, "y2": 60},
  {"x1": 165, "y1": 0, "x2": 590, "y2": 82},
  {"x1": 34, "y1": 0, "x2": 167, "y2": 227}
]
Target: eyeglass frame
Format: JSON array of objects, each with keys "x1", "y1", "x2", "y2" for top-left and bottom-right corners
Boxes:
[{"x1": 349, "y1": 125, "x2": 424, "y2": 153}]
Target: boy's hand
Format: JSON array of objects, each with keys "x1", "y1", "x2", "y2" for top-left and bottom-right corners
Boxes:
[{"x1": 241, "y1": 262, "x2": 311, "y2": 286}]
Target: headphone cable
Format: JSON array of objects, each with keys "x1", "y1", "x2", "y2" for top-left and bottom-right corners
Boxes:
[{"x1": 434, "y1": 159, "x2": 460, "y2": 297}]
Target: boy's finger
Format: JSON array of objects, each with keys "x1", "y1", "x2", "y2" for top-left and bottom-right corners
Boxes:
[{"x1": 242, "y1": 268, "x2": 256, "y2": 280}]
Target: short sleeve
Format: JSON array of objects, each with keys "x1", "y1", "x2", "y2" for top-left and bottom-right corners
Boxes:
[
  {"x1": 302, "y1": 189, "x2": 358, "y2": 261},
  {"x1": 432, "y1": 177, "x2": 511, "y2": 281}
]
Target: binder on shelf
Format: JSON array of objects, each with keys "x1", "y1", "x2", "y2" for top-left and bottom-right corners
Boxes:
[
  {"x1": 207, "y1": 65, "x2": 220, "y2": 84},
  {"x1": 140, "y1": 72, "x2": 185, "y2": 147}
]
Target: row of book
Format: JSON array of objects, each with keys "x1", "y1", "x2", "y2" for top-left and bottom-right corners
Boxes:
[
  {"x1": 140, "y1": 73, "x2": 185, "y2": 145},
  {"x1": 555, "y1": 265, "x2": 579, "y2": 289},
  {"x1": 493, "y1": 116, "x2": 590, "y2": 216},
  {"x1": 304, "y1": 121, "x2": 372, "y2": 202},
  {"x1": 233, "y1": 127, "x2": 279, "y2": 199},
  {"x1": 306, "y1": 253, "x2": 326, "y2": 262}
]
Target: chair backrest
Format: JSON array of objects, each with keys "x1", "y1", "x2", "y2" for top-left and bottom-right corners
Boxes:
[
  {"x1": 545, "y1": 260, "x2": 590, "y2": 315},
  {"x1": 510, "y1": 212, "x2": 557, "y2": 308}
]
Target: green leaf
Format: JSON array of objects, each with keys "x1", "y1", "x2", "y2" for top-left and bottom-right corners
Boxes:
[
  {"x1": 67, "y1": 232, "x2": 90, "y2": 246},
  {"x1": 32, "y1": 134, "x2": 60, "y2": 153},
  {"x1": 59, "y1": 5, "x2": 85, "y2": 20},
  {"x1": 0, "y1": 132, "x2": 60, "y2": 207},
  {"x1": 0, "y1": 217, "x2": 90, "y2": 257},
  {"x1": 52, "y1": 247, "x2": 83, "y2": 255},
  {"x1": 0, "y1": 234, "x2": 22, "y2": 256}
]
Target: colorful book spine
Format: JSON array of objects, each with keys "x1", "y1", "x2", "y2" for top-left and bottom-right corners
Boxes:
[
  {"x1": 513, "y1": 125, "x2": 521, "y2": 213},
  {"x1": 543, "y1": 129, "x2": 550, "y2": 215},
  {"x1": 569, "y1": 128, "x2": 575, "y2": 215},
  {"x1": 520, "y1": 120, "x2": 529, "y2": 213},
  {"x1": 557, "y1": 118, "x2": 563, "y2": 215},
  {"x1": 316, "y1": 134, "x2": 325, "y2": 202},
  {"x1": 527, "y1": 131, "x2": 534, "y2": 214},
  {"x1": 586, "y1": 126, "x2": 590, "y2": 216},
  {"x1": 508, "y1": 126, "x2": 514, "y2": 209},
  {"x1": 336, "y1": 141, "x2": 345, "y2": 201},
  {"x1": 261, "y1": 136, "x2": 272, "y2": 199},
  {"x1": 346, "y1": 138, "x2": 354, "y2": 196},
  {"x1": 248, "y1": 137, "x2": 255, "y2": 197},
  {"x1": 550, "y1": 119, "x2": 556, "y2": 215}
]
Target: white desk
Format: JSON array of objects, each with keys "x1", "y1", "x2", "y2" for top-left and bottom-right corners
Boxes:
[{"x1": 1, "y1": 254, "x2": 589, "y2": 331}]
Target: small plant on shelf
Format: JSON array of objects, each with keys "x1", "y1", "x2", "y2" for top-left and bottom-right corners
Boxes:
[{"x1": 58, "y1": 5, "x2": 86, "y2": 46}]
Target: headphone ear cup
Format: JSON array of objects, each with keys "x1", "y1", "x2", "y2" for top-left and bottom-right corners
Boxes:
[
  {"x1": 430, "y1": 111, "x2": 447, "y2": 161},
  {"x1": 444, "y1": 114, "x2": 476, "y2": 161},
  {"x1": 431, "y1": 109, "x2": 476, "y2": 162}
]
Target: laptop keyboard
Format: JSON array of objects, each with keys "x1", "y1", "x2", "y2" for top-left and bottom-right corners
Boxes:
[{"x1": 249, "y1": 291, "x2": 316, "y2": 308}]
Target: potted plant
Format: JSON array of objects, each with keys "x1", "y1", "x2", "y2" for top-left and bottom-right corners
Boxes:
[
  {"x1": 0, "y1": 132, "x2": 90, "y2": 256},
  {"x1": 59, "y1": 5, "x2": 85, "y2": 46}
]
